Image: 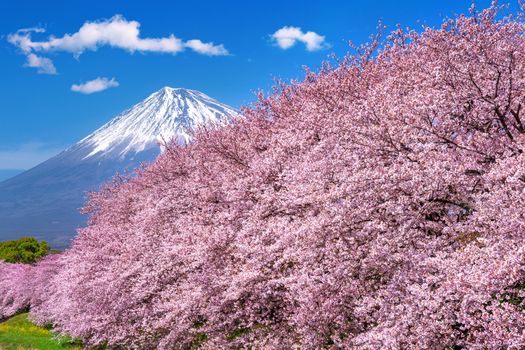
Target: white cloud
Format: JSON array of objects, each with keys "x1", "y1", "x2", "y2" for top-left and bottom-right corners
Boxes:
[
  {"x1": 0, "y1": 143, "x2": 62, "y2": 170},
  {"x1": 71, "y1": 77, "x2": 119, "y2": 94},
  {"x1": 271, "y1": 26, "x2": 327, "y2": 51},
  {"x1": 8, "y1": 16, "x2": 184, "y2": 55},
  {"x1": 8, "y1": 15, "x2": 229, "y2": 73},
  {"x1": 185, "y1": 39, "x2": 229, "y2": 56},
  {"x1": 25, "y1": 53, "x2": 57, "y2": 74}
]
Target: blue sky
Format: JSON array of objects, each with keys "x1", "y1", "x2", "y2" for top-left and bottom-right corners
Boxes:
[{"x1": 0, "y1": 0, "x2": 505, "y2": 180}]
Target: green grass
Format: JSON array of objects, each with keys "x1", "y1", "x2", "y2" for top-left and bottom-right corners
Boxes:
[{"x1": 0, "y1": 313, "x2": 82, "y2": 350}]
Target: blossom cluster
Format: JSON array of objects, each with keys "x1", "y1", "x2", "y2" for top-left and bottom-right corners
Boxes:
[{"x1": 0, "y1": 255, "x2": 60, "y2": 320}]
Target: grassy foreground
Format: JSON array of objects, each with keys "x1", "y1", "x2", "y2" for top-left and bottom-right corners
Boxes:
[{"x1": 0, "y1": 313, "x2": 82, "y2": 350}]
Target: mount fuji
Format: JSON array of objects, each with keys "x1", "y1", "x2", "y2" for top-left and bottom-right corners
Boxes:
[{"x1": 0, "y1": 87, "x2": 237, "y2": 248}]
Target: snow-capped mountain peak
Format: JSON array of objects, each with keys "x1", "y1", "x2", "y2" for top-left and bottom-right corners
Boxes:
[
  {"x1": 78, "y1": 87, "x2": 237, "y2": 158},
  {"x1": 0, "y1": 87, "x2": 237, "y2": 248}
]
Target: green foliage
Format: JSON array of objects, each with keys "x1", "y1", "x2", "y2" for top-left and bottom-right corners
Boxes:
[
  {"x1": 0, "y1": 313, "x2": 82, "y2": 350},
  {"x1": 0, "y1": 237, "x2": 49, "y2": 264},
  {"x1": 190, "y1": 332, "x2": 208, "y2": 349},
  {"x1": 499, "y1": 281, "x2": 525, "y2": 309},
  {"x1": 226, "y1": 327, "x2": 251, "y2": 341}
]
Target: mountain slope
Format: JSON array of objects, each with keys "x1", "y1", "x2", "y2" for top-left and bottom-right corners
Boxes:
[{"x1": 0, "y1": 87, "x2": 237, "y2": 248}]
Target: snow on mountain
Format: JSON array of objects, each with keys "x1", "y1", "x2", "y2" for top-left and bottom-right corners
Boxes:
[
  {"x1": 0, "y1": 87, "x2": 237, "y2": 248},
  {"x1": 79, "y1": 87, "x2": 237, "y2": 158}
]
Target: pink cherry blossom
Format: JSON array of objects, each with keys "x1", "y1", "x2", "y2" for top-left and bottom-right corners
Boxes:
[{"x1": 3, "y1": 3, "x2": 525, "y2": 349}]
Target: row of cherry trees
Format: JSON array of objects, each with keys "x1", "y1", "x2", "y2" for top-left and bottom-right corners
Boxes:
[
  {"x1": 0, "y1": 261, "x2": 32, "y2": 319},
  {"x1": 0, "y1": 255, "x2": 59, "y2": 320},
  {"x1": 2, "y1": 3, "x2": 525, "y2": 349}
]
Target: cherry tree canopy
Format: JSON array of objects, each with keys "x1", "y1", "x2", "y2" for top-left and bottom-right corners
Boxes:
[{"x1": 3, "y1": 4, "x2": 525, "y2": 349}]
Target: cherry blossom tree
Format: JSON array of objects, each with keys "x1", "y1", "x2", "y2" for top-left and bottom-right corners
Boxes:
[
  {"x1": 27, "y1": 3, "x2": 525, "y2": 349},
  {"x1": 0, "y1": 262, "x2": 32, "y2": 319},
  {"x1": 0, "y1": 255, "x2": 61, "y2": 320}
]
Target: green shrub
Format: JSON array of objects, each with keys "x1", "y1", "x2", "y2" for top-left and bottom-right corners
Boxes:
[{"x1": 0, "y1": 237, "x2": 49, "y2": 264}]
